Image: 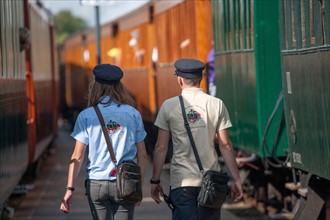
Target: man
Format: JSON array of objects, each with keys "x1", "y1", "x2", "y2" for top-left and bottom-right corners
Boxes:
[{"x1": 150, "y1": 58, "x2": 243, "y2": 220}]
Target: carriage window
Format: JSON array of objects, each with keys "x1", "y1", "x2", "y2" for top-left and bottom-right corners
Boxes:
[
  {"x1": 224, "y1": 0, "x2": 230, "y2": 51},
  {"x1": 323, "y1": 0, "x2": 330, "y2": 45},
  {"x1": 236, "y1": 0, "x2": 241, "y2": 50},
  {"x1": 301, "y1": 0, "x2": 306, "y2": 47},
  {"x1": 149, "y1": 5, "x2": 154, "y2": 24},
  {"x1": 0, "y1": 0, "x2": 25, "y2": 79},
  {"x1": 13, "y1": 3, "x2": 18, "y2": 78},
  {"x1": 240, "y1": 0, "x2": 253, "y2": 50},
  {"x1": 313, "y1": 0, "x2": 322, "y2": 46},
  {"x1": 1, "y1": 0, "x2": 7, "y2": 78},
  {"x1": 0, "y1": 40, "x2": 2, "y2": 78},
  {"x1": 232, "y1": 0, "x2": 237, "y2": 50},
  {"x1": 0, "y1": 6, "x2": 2, "y2": 78},
  {"x1": 212, "y1": 0, "x2": 221, "y2": 52},
  {"x1": 324, "y1": 1, "x2": 330, "y2": 45},
  {"x1": 294, "y1": 0, "x2": 302, "y2": 49},
  {"x1": 247, "y1": 0, "x2": 253, "y2": 49},
  {"x1": 281, "y1": 0, "x2": 328, "y2": 50},
  {"x1": 213, "y1": 0, "x2": 253, "y2": 53},
  {"x1": 309, "y1": 0, "x2": 315, "y2": 46},
  {"x1": 288, "y1": 0, "x2": 298, "y2": 49}
]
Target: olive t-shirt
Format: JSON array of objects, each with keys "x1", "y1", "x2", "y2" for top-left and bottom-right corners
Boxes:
[{"x1": 154, "y1": 88, "x2": 232, "y2": 189}]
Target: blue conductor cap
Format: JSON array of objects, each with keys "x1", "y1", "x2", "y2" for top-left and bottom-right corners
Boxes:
[
  {"x1": 92, "y1": 64, "x2": 123, "y2": 84},
  {"x1": 174, "y1": 58, "x2": 205, "y2": 79}
]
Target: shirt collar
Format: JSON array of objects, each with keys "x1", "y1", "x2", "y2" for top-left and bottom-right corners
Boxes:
[
  {"x1": 100, "y1": 96, "x2": 110, "y2": 102},
  {"x1": 99, "y1": 96, "x2": 117, "y2": 105},
  {"x1": 181, "y1": 87, "x2": 204, "y2": 95}
]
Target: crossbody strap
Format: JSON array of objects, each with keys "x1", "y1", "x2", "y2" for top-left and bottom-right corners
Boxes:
[
  {"x1": 178, "y1": 95, "x2": 204, "y2": 174},
  {"x1": 93, "y1": 105, "x2": 117, "y2": 165}
]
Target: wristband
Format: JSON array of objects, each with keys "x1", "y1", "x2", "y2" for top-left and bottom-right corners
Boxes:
[
  {"x1": 150, "y1": 179, "x2": 160, "y2": 184},
  {"x1": 66, "y1": 186, "x2": 75, "y2": 191}
]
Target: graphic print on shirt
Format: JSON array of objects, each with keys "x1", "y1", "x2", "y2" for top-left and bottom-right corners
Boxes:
[
  {"x1": 186, "y1": 109, "x2": 201, "y2": 124},
  {"x1": 106, "y1": 120, "x2": 121, "y2": 134}
]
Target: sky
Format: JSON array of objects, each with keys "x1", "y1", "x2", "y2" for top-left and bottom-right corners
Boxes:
[{"x1": 38, "y1": 0, "x2": 150, "y2": 27}]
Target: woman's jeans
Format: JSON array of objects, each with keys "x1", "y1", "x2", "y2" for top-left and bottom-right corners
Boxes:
[
  {"x1": 86, "y1": 179, "x2": 135, "y2": 220},
  {"x1": 170, "y1": 187, "x2": 221, "y2": 220}
]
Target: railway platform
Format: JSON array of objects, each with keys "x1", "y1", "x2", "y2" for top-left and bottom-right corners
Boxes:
[{"x1": 11, "y1": 124, "x2": 240, "y2": 220}]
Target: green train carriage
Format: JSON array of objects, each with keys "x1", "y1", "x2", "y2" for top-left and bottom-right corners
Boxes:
[
  {"x1": 212, "y1": 0, "x2": 330, "y2": 218},
  {"x1": 280, "y1": 0, "x2": 330, "y2": 182},
  {"x1": 212, "y1": 0, "x2": 287, "y2": 159},
  {"x1": 212, "y1": 0, "x2": 288, "y2": 186},
  {"x1": 212, "y1": 0, "x2": 290, "y2": 212},
  {"x1": 279, "y1": 0, "x2": 330, "y2": 219}
]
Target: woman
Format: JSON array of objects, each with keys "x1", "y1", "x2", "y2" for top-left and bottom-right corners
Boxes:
[{"x1": 60, "y1": 63, "x2": 147, "y2": 220}]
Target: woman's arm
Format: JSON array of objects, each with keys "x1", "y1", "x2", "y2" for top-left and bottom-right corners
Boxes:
[
  {"x1": 60, "y1": 140, "x2": 86, "y2": 213},
  {"x1": 136, "y1": 140, "x2": 147, "y2": 186}
]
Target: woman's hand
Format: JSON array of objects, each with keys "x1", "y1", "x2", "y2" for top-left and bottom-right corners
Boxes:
[
  {"x1": 135, "y1": 200, "x2": 142, "y2": 207},
  {"x1": 60, "y1": 190, "x2": 73, "y2": 213}
]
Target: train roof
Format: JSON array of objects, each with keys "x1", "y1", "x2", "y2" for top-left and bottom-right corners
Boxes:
[
  {"x1": 101, "y1": 0, "x2": 183, "y2": 25},
  {"x1": 101, "y1": 0, "x2": 150, "y2": 24},
  {"x1": 62, "y1": 0, "x2": 185, "y2": 45}
]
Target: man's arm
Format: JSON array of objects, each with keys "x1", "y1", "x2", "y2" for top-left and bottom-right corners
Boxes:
[
  {"x1": 150, "y1": 128, "x2": 170, "y2": 203},
  {"x1": 217, "y1": 129, "x2": 243, "y2": 202}
]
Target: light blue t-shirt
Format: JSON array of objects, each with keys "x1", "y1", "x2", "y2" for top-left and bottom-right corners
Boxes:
[{"x1": 71, "y1": 97, "x2": 147, "y2": 180}]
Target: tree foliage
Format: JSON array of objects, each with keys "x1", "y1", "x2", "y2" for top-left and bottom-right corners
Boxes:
[{"x1": 55, "y1": 10, "x2": 87, "y2": 44}]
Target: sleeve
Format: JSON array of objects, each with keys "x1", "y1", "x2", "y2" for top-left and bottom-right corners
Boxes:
[
  {"x1": 217, "y1": 101, "x2": 232, "y2": 131},
  {"x1": 135, "y1": 111, "x2": 147, "y2": 143},
  {"x1": 70, "y1": 112, "x2": 89, "y2": 145},
  {"x1": 154, "y1": 102, "x2": 170, "y2": 131}
]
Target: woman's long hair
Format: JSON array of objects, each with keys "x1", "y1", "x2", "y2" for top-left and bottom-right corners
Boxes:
[{"x1": 87, "y1": 80, "x2": 135, "y2": 107}]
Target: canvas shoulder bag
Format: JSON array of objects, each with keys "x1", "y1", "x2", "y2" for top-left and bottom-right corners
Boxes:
[
  {"x1": 178, "y1": 95, "x2": 229, "y2": 208},
  {"x1": 94, "y1": 105, "x2": 142, "y2": 203}
]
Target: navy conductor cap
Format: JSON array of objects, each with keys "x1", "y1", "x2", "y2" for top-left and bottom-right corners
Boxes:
[
  {"x1": 92, "y1": 63, "x2": 123, "y2": 84},
  {"x1": 174, "y1": 58, "x2": 205, "y2": 79}
]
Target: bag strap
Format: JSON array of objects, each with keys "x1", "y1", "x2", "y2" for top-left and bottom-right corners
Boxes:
[
  {"x1": 178, "y1": 95, "x2": 204, "y2": 174},
  {"x1": 93, "y1": 105, "x2": 117, "y2": 165}
]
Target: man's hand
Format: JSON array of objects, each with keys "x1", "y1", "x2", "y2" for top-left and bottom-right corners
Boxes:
[
  {"x1": 151, "y1": 184, "x2": 162, "y2": 204},
  {"x1": 230, "y1": 180, "x2": 243, "y2": 202}
]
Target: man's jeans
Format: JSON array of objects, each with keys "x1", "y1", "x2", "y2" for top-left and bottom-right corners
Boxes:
[
  {"x1": 170, "y1": 187, "x2": 221, "y2": 220},
  {"x1": 86, "y1": 179, "x2": 135, "y2": 220}
]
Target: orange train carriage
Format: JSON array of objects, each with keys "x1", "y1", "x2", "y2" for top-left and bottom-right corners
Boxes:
[{"x1": 59, "y1": 0, "x2": 213, "y2": 156}]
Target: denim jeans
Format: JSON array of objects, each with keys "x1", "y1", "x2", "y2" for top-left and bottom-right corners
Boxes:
[
  {"x1": 86, "y1": 179, "x2": 135, "y2": 220},
  {"x1": 170, "y1": 187, "x2": 221, "y2": 220}
]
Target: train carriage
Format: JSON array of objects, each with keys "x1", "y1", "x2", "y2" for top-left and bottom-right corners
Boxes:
[
  {"x1": 60, "y1": 28, "x2": 95, "y2": 116},
  {"x1": 212, "y1": 0, "x2": 330, "y2": 218},
  {"x1": 60, "y1": 0, "x2": 213, "y2": 157},
  {"x1": 279, "y1": 0, "x2": 330, "y2": 218},
  {"x1": 28, "y1": 2, "x2": 59, "y2": 162},
  {"x1": 212, "y1": 0, "x2": 291, "y2": 214},
  {"x1": 212, "y1": 0, "x2": 287, "y2": 160},
  {"x1": 0, "y1": 0, "x2": 28, "y2": 211},
  {"x1": 280, "y1": 0, "x2": 330, "y2": 182},
  {"x1": 108, "y1": 2, "x2": 155, "y2": 122},
  {"x1": 0, "y1": 0, "x2": 58, "y2": 213},
  {"x1": 153, "y1": 0, "x2": 212, "y2": 111}
]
